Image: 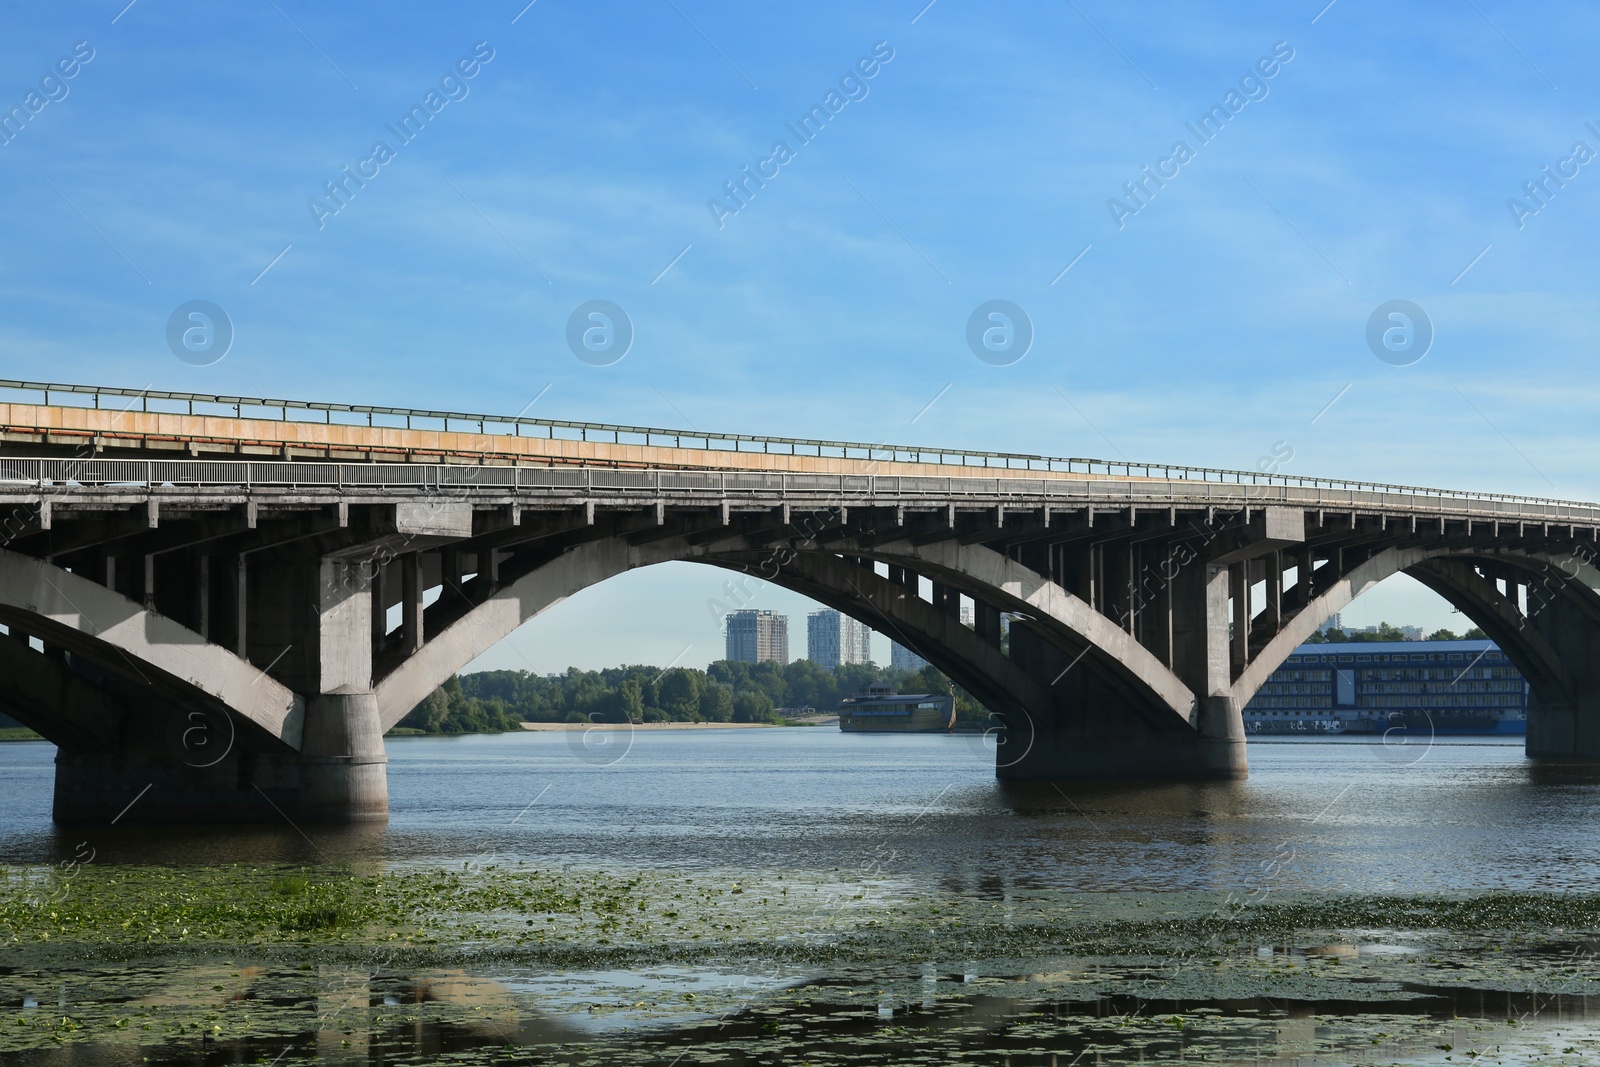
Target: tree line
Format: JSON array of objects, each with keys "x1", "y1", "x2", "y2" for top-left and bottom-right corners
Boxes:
[
  {"x1": 397, "y1": 627, "x2": 1499, "y2": 735},
  {"x1": 395, "y1": 659, "x2": 987, "y2": 735},
  {"x1": 1305, "y1": 622, "x2": 1486, "y2": 644}
]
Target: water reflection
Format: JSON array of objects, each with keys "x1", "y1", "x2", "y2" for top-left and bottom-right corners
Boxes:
[{"x1": 7, "y1": 961, "x2": 1599, "y2": 1066}]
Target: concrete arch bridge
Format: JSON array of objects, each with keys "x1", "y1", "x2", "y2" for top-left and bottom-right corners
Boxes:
[{"x1": 0, "y1": 381, "x2": 1597, "y2": 824}]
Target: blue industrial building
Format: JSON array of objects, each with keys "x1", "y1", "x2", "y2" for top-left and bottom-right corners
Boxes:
[{"x1": 1242, "y1": 640, "x2": 1527, "y2": 735}]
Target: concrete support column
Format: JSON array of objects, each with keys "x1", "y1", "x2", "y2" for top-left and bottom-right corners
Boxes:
[
  {"x1": 898, "y1": 566, "x2": 919, "y2": 597},
  {"x1": 1064, "y1": 547, "x2": 1094, "y2": 605},
  {"x1": 1295, "y1": 545, "x2": 1317, "y2": 601},
  {"x1": 441, "y1": 546, "x2": 464, "y2": 604},
  {"x1": 317, "y1": 559, "x2": 372, "y2": 694},
  {"x1": 1263, "y1": 550, "x2": 1283, "y2": 636},
  {"x1": 301, "y1": 558, "x2": 387, "y2": 822},
  {"x1": 234, "y1": 554, "x2": 248, "y2": 658},
  {"x1": 1229, "y1": 561, "x2": 1249, "y2": 679},
  {"x1": 1102, "y1": 543, "x2": 1132, "y2": 631},
  {"x1": 401, "y1": 553, "x2": 423, "y2": 654},
  {"x1": 370, "y1": 560, "x2": 387, "y2": 649},
  {"x1": 974, "y1": 601, "x2": 1002, "y2": 648},
  {"x1": 1141, "y1": 541, "x2": 1175, "y2": 668},
  {"x1": 477, "y1": 547, "x2": 500, "y2": 601},
  {"x1": 1161, "y1": 557, "x2": 1247, "y2": 777},
  {"x1": 197, "y1": 555, "x2": 211, "y2": 640}
]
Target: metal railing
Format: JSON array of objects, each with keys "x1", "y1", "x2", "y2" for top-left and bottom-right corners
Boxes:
[
  {"x1": 0, "y1": 379, "x2": 1592, "y2": 511},
  {"x1": 0, "y1": 458, "x2": 1597, "y2": 524}
]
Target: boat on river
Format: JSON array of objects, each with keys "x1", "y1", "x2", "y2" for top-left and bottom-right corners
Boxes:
[{"x1": 837, "y1": 684, "x2": 956, "y2": 733}]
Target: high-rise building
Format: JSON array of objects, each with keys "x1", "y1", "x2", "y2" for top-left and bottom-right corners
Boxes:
[
  {"x1": 960, "y1": 602, "x2": 975, "y2": 628},
  {"x1": 890, "y1": 642, "x2": 928, "y2": 671},
  {"x1": 725, "y1": 609, "x2": 789, "y2": 664},
  {"x1": 807, "y1": 610, "x2": 871, "y2": 667}
]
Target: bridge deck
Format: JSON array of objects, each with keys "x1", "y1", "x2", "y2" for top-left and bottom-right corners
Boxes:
[
  {"x1": 0, "y1": 381, "x2": 1592, "y2": 524},
  {"x1": 0, "y1": 457, "x2": 1595, "y2": 529}
]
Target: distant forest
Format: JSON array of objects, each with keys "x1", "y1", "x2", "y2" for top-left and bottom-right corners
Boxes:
[{"x1": 395, "y1": 659, "x2": 988, "y2": 735}]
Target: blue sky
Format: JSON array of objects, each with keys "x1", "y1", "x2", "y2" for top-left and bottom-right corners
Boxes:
[{"x1": 2, "y1": 1, "x2": 1594, "y2": 670}]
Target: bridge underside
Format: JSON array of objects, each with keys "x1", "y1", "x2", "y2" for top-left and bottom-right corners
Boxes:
[{"x1": 4, "y1": 460, "x2": 1600, "y2": 825}]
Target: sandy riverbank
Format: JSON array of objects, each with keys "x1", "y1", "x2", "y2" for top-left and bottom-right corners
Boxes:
[
  {"x1": 520, "y1": 716, "x2": 839, "y2": 731},
  {"x1": 520, "y1": 721, "x2": 776, "y2": 731}
]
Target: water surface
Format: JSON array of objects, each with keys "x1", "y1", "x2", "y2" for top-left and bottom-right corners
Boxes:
[{"x1": 4, "y1": 730, "x2": 1597, "y2": 893}]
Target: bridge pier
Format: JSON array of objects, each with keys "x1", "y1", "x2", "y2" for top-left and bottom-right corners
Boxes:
[
  {"x1": 995, "y1": 689, "x2": 1248, "y2": 782},
  {"x1": 299, "y1": 691, "x2": 389, "y2": 822},
  {"x1": 1524, "y1": 589, "x2": 1600, "y2": 761},
  {"x1": 36, "y1": 548, "x2": 393, "y2": 827},
  {"x1": 51, "y1": 699, "x2": 388, "y2": 826}
]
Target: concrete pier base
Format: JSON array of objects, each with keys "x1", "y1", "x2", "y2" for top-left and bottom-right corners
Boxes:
[
  {"x1": 51, "y1": 693, "x2": 389, "y2": 826},
  {"x1": 298, "y1": 691, "x2": 389, "y2": 823},
  {"x1": 1522, "y1": 595, "x2": 1600, "y2": 762},
  {"x1": 995, "y1": 696, "x2": 1248, "y2": 782}
]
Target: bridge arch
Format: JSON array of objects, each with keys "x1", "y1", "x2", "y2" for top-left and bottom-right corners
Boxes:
[
  {"x1": 821, "y1": 536, "x2": 1199, "y2": 728},
  {"x1": 0, "y1": 547, "x2": 303, "y2": 750},
  {"x1": 371, "y1": 535, "x2": 1056, "y2": 739}
]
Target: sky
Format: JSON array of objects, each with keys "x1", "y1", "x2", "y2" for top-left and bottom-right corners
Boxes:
[{"x1": 1, "y1": 1, "x2": 1594, "y2": 672}]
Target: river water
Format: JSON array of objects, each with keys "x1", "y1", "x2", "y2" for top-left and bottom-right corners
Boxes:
[
  {"x1": 4, "y1": 729, "x2": 1600, "y2": 1065},
  {"x1": 6, "y1": 729, "x2": 1599, "y2": 890}
]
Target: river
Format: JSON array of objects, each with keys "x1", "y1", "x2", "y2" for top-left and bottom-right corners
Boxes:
[{"x1": 3, "y1": 729, "x2": 1600, "y2": 1064}]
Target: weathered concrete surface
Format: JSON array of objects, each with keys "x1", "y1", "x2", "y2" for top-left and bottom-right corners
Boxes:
[
  {"x1": 0, "y1": 401, "x2": 1101, "y2": 479},
  {"x1": 0, "y1": 548, "x2": 303, "y2": 748}
]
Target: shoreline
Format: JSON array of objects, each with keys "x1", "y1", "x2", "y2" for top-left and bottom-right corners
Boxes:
[{"x1": 518, "y1": 720, "x2": 791, "y2": 731}]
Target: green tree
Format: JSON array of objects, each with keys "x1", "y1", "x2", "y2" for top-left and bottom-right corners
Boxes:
[
  {"x1": 657, "y1": 668, "x2": 703, "y2": 720},
  {"x1": 732, "y1": 689, "x2": 775, "y2": 723},
  {"x1": 698, "y1": 680, "x2": 734, "y2": 722},
  {"x1": 617, "y1": 678, "x2": 645, "y2": 722}
]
